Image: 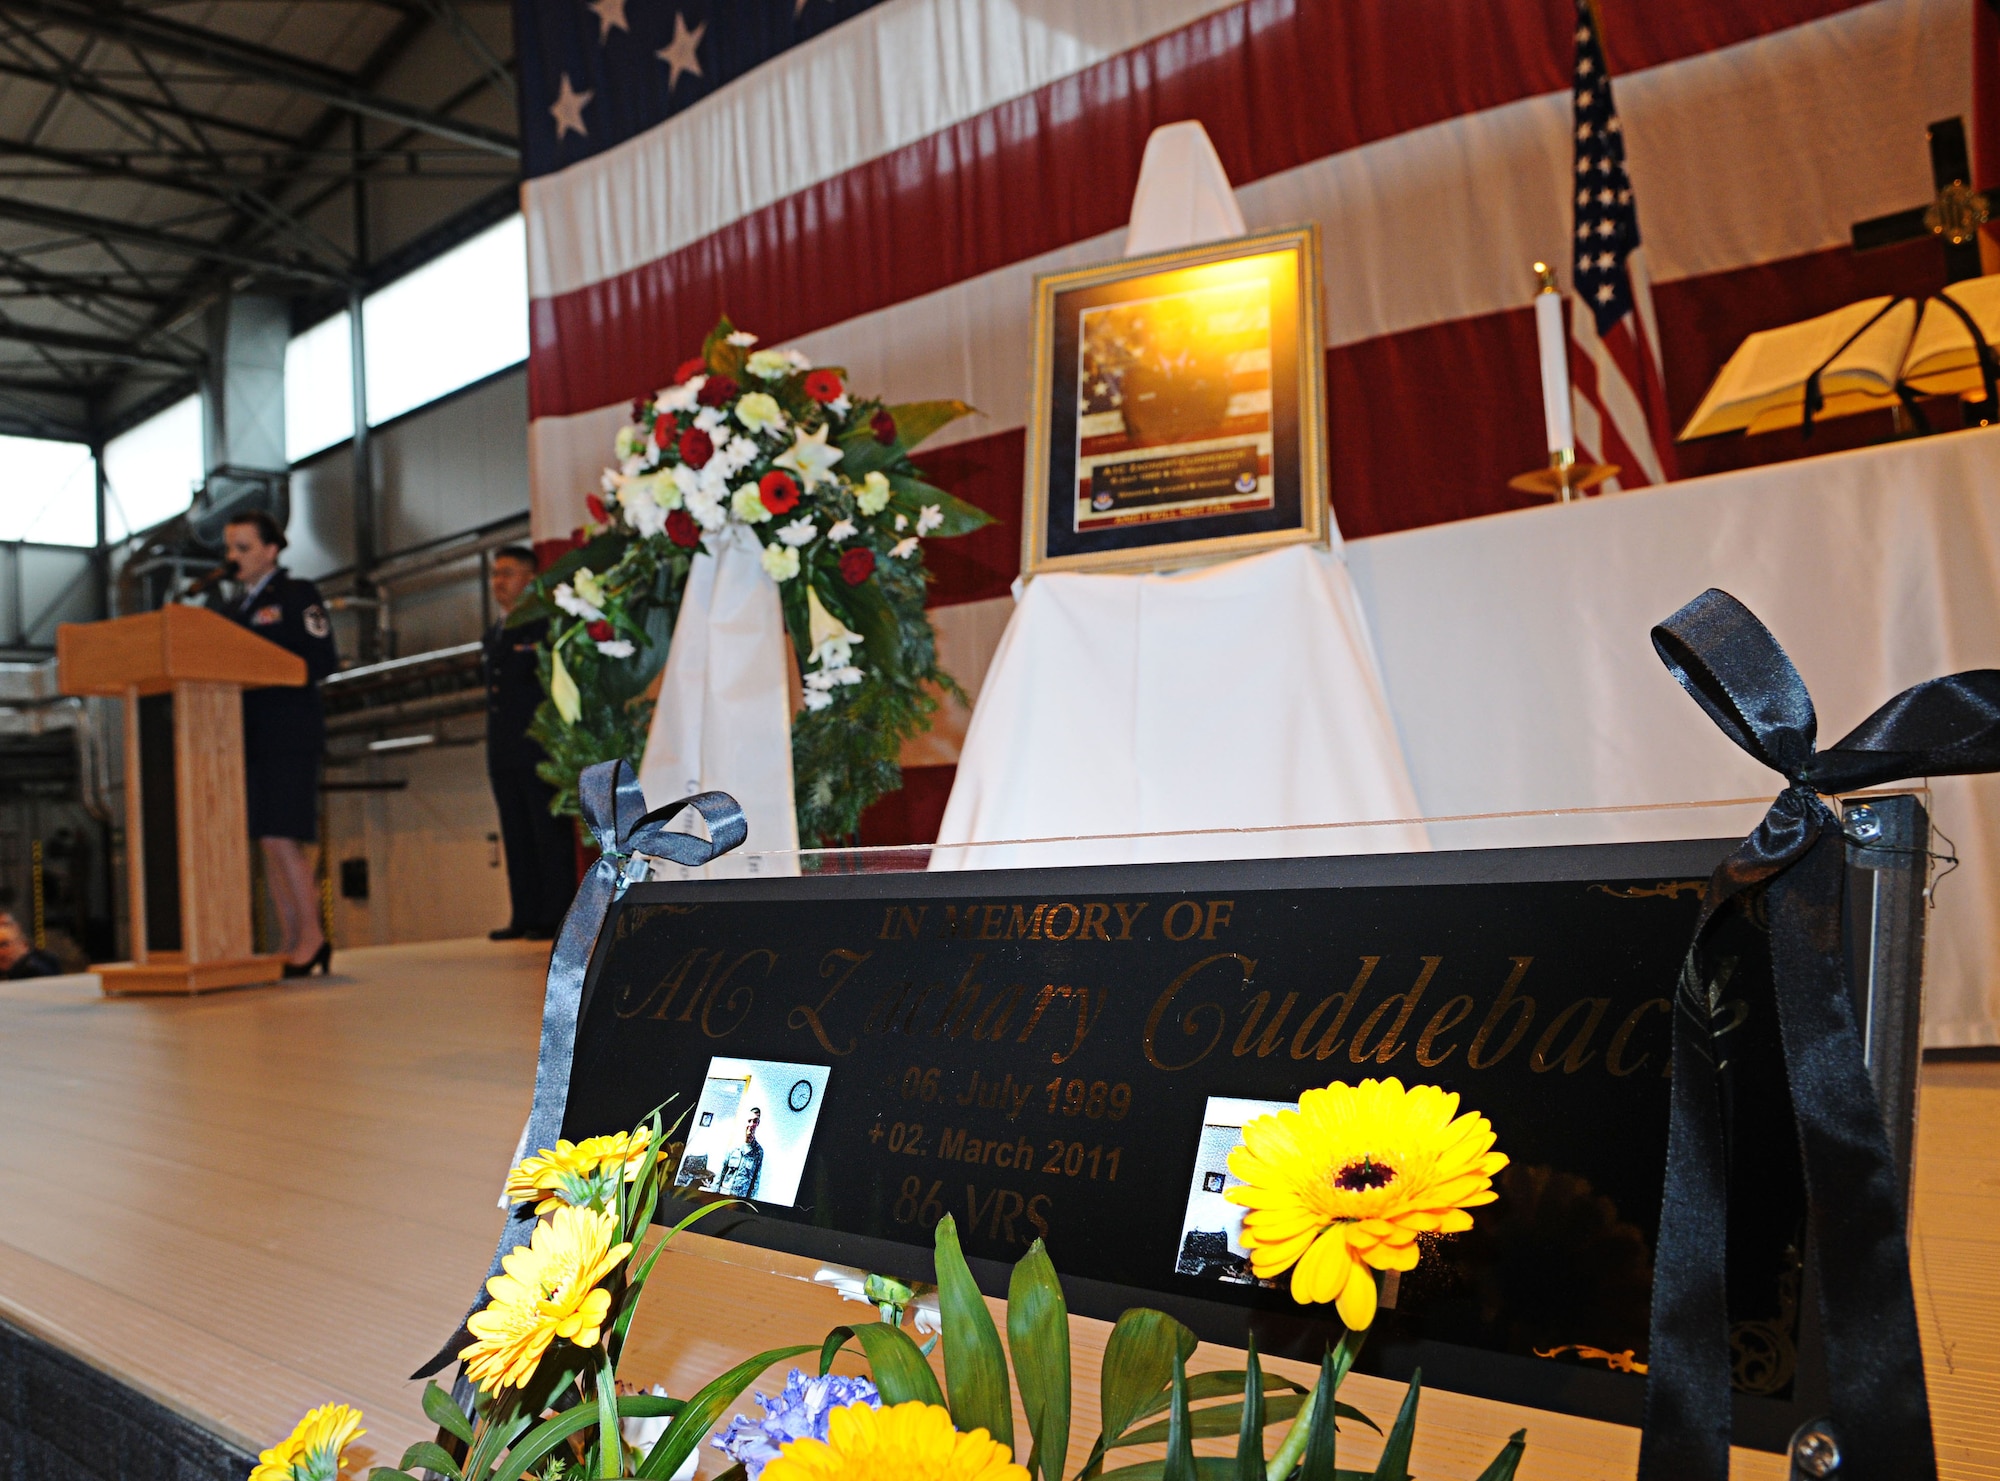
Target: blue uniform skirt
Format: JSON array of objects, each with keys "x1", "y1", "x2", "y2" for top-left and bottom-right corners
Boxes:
[{"x1": 246, "y1": 751, "x2": 321, "y2": 842}]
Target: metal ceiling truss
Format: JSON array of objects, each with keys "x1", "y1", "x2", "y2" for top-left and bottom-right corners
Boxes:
[{"x1": 0, "y1": 0, "x2": 519, "y2": 443}]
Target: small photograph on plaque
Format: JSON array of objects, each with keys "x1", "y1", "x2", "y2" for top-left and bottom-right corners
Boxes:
[
  {"x1": 673, "y1": 1056, "x2": 830, "y2": 1207},
  {"x1": 1173, "y1": 1095, "x2": 1289, "y2": 1287},
  {"x1": 1023, "y1": 226, "x2": 1327, "y2": 578}
]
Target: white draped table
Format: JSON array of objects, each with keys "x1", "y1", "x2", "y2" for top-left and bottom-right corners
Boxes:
[{"x1": 942, "y1": 426, "x2": 2000, "y2": 1048}]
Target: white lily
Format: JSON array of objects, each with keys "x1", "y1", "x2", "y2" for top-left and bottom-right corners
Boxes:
[
  {"x1": 774, "y1": 424, "x2": 844, "y2": 491},
  {"x1": 550, "y1": 645, "x2": 581, "y2": 723},
  {"x1": 806, "y1": 586, "x2": 863, "y2": 669}
]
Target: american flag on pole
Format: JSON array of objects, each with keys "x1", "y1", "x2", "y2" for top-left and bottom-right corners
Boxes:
[{"x1": 1568, "y1": 0, "x2": 1677, "y2": 492}]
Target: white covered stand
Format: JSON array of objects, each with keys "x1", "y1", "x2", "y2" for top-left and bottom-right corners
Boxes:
[
  {"x1": 933, "y1": 545, "x2": 1424, "y2": 866},
  {"x1": 639, "y1": 523, "x2": 799, "y2": 875},
  {"x1": 934, "y1": 122, "x2": 1422, "y2": 867}
]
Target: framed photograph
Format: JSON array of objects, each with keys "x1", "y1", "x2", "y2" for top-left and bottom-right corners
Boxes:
[
  {"x1": 671, "y1": 1055, "x2": 831, "y2": 1208},
  {"x1": 1022, "y1": 225, "x2": 1328, "y2": 578}
]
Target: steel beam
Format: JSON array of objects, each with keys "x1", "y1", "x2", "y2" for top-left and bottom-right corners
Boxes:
[
  {"x1": 0, "y1": 318, "x2": 195, "y2": 366},
  {"x1": 0, "y1": 0, "x2": 519, "y2": 156},
  {"x1": 0, "y1": 54, "x2": 303, "y2": 146},
  {"x1": 0, "y1": 194, "x2": 344, "y2": 281}
]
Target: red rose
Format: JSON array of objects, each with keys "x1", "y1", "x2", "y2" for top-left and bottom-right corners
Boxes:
[
  {"x1": 804, "y1": 369, "x2": 844, "y2": 404},
  {"x1": 672, "y1": 357, "x2": 706, "y2": 384},
  {"x1": 630, "y1": 397, "x2": 649, "y2": 420},
  {"x1": 759, "y1": 469, "x2": 801, "y2": 514},
  {"x1": 839, "y1": 547, "x2": 876, "y2": 585},
  {"x1": 586, "y1": 493, "x2": 609, "y2": 524},
  {"x1": 586, "y1": 620, "x2": 612, "y2": 641},
  {"x1": 697, "y1": 375, "x2": 738, "y2": 407},
  {"x1": 870, "y1": 409, "x2": 897, "y2": 445},
  {"x1": 678, "y1": 426, "x2": 714, "y2": 468},
  {"x1": 652, "y1": 412, "x2": 678, "y2": 446},
  {"x1": 666, "y1": 509, "x2": 700, "y2": 548}
]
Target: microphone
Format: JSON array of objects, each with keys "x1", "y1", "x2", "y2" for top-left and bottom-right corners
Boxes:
[{"x1": 183, "y1": 559, "x2": 239, "y2": 597}]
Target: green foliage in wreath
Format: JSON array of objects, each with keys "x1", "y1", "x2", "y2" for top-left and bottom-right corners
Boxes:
[{"x1": 511, "y1": 319, "x2": 991, "y2": 846}]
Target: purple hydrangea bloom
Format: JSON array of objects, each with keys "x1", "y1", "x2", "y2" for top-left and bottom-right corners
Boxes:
[{"x1": 712, "y1": 1369, "x2": 880, "y2": 1479}]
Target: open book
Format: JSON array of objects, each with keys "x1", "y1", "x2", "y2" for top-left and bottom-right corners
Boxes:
[{"x1": 1680, "y1": 275, "x2": 2000, "y2": 439}]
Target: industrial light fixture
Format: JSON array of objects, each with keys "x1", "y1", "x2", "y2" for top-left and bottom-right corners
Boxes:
[{"x1": 367, "y1": 733, "x2": 436, "y2": 752}]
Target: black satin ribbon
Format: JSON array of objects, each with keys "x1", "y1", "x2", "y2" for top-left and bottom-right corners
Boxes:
[
  {"x1": 414, "y1": 759, "x2": 746, "y2": 1378},
  {"x1": 1639, "y1": 590, "x2": 2000, "y2": 1480}
]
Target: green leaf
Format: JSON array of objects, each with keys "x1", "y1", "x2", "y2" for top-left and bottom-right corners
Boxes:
[
  {"x1": 1162, "y1": 1352, "x2": 1196, "y2": 1481},
  {"x1": 884, "y1": 399, "x2": 976, "y2": 452},
  {"x1": 366, "y1": 1470, "x2": 422, "y2": 1480},
  {"x1": 530, "y1": 531, "x2": 631, "y2": 598},
  {"x1": 422, "y1": 1382, "x2": 475, "y2": 1446},
  {"x1": 596, "y1": 1353, "x2": 622, "y2": 1478},
  {"x1": 934, "y1": 1216, "x2": 1013, "y2": 1448},
  {"x1": 1121, "y1": 1368, "x2": 1309, "y2": 1440},
  {"x1": 1007, "y1": 1240, "x2": 1070, "y2": 1481},
  {"x1": 635, "y1": 1343, "x2": 815, "y2": 1479},
  {"x1": 1472, "y1": 1430, "x2": 1528, "y2": 1481},
  {"x1": 398, "y1": 1441, "x2": 463, "y2": 1478},
  {"x1": 885, "y1": 475, "x2": 993, "y2": 538},
  {"x1": 462, "y1": 1401, "x2": 534, "y2": 1481},
  {"x1": 1366, "y1": 1371, "x2": 1421, "y2": 1481},
  {"x1": 838, "y1": 570, "x2": 904, "y2": 680},
  {"x1": 1099, "y1": 1309, "x2": 1197, "y2": 1445},
  {"x1": 488, "y1": 1394, "x2": 683, "y2": 1481},
  {"x1": 819, "y1": 1321, "x2": 944, "y2": 1406},
  {"x1": 1299, "y1": 1350, "x2": 1342, "y2": 1481},
  {"x1": 1114, "y1": 1394, "x2": 1305, "y2": 1451},
  {"x1": 1237, "y1": 1337, "x2": 1265, "y2": 1481}
]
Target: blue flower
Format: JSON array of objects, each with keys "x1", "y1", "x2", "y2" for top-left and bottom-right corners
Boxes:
[{"x1": 712, "y1": 1369, "x2": 881, "y2": 1479}]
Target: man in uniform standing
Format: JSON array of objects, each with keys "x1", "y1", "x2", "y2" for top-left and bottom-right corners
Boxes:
[
  {"x1": 484, "y1": 546, "x2": 574, "y2": 941},
  {"x1": 716, "y1": 1107, "x2": 764, "y2": 1199}
]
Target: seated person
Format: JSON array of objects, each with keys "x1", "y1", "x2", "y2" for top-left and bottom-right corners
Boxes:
[{"x1": 0, "y1": 911, "x2": 61, "y2": 979}]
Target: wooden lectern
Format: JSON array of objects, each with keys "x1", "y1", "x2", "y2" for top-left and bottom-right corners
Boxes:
[{"x1": 58, "y1": 605, "x2": 304, "y2": 994}]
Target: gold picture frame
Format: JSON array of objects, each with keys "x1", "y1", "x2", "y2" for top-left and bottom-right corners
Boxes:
[{"x1": 1021, "y1": 225, "x2": 1328, "y2": 579}]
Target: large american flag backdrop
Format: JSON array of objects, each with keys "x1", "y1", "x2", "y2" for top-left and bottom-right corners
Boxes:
[{"x1": 517, "y1": 0, "x2": 1985, "y2": 840}]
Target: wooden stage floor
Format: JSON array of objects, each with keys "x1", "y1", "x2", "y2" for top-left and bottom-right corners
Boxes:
[{"x1": 0, "y1": 939, "x2": 1992, "y2": 1480}]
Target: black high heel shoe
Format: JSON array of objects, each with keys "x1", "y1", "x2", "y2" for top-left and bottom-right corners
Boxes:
[{"x1": 283, "y1": 941, "x2": 332, "y2": 978}]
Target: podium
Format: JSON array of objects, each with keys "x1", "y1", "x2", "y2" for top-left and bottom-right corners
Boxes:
[{"x1": 58, "y1": 605, "x2": 304, "y2": 994}]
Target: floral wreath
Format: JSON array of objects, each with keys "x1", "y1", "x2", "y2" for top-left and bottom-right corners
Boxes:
[{"x1": 517, "y1": 318, "x2": 990, "y2": 845}]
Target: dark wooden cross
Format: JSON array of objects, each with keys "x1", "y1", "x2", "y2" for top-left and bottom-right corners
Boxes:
[{"x1": 1851, "y1": 116, "x2": 1988, "y2": 283}]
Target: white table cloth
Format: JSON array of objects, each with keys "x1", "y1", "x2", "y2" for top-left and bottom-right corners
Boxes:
[{"x1": 941, "y1": 426, "x2": 2000, "y2": 1047}]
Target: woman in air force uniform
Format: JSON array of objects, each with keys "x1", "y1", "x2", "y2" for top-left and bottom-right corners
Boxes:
[{"x1": 219, "y1": 511, "x2": 339, "y2": 976}]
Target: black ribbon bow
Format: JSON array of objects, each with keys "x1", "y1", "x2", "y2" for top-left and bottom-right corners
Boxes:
[
  {"x1": 415, "y1": 759, "x2": 745, "y2": 1379},
  {"x1": 1640, "y1": 590, "x2": 2000, "y2": 1480}
]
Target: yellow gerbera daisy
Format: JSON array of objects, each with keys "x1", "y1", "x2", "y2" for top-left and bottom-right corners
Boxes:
[
  {"x1": 762, "y1": 1401, "x2": 1028, "y2": 1481},
  {"x1": 504, "y1": 1126, "x2": 653, "y2": 1213},
  {"x1": 249, "y1": 1403, "x2": 365, "y2": 1481},
  {"x1": 459, "y1": 1205, "x2": 633, "y2": 1392},
  {"x1": 1226, "y1": 1077, "x2": 1506, "y2": 1330}
]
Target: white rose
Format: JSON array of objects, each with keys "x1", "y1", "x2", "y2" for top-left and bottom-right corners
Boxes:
[
  {"x1": 777, "y1": 517, "x2": 817, "y2": 548},
  {"x1": 732, "y1": 486, "x2": 772, "y2": 524},
  {"x1": 735, "y1": 391, "x2": 786, "y2": 435},
  {"x1": 761, "y1": 543, "x2": 801, "y2": 582},
  {"x1": 746, "y1": 349, "x2": 792, "y2": 380},
  {"x1": 857, "y1": 470, "x2": 891, "y2": 515}
]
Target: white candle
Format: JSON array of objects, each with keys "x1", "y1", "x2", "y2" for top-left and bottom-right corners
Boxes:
[{"x1": 1532, "y1": 264, "x2": 1574, "y2": 457}]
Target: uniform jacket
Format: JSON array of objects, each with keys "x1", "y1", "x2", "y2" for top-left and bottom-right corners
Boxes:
[
  {"x1": 484, "y1": 613, "x2": 550, "y2": 773},
  {"x1": 221, "y1": 568, "x2": 339, "y2": 756}
]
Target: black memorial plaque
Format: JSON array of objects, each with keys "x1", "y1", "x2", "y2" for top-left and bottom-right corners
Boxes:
[{"x1": 562, "y1": 839, "x2": 1836, "y2": 1448}]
